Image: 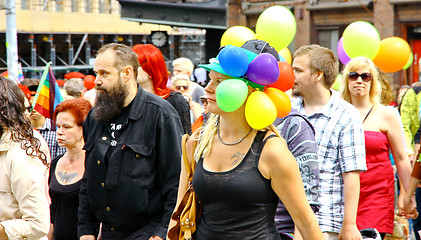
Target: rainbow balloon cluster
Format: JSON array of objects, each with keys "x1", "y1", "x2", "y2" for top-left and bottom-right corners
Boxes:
[
  {"x1": 337, "y1": 21, "x2": 413, "y2": 73},
  {"x1": 211, "y1": 5, "x2": 297, "y2": 129}
]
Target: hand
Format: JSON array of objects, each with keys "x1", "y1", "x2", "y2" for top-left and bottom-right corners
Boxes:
[
  {"x1": 403, "y1": 194, "x2": 418, "y2": 219},
  {"x1": 338, "y1": 223, "x2": 362, "y2": 240},
  {"x1": 149, "y1": 237, "x2": 163, "y2": 240}
]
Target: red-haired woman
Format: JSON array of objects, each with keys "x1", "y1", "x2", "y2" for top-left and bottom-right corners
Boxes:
[
  {"x1": 132, "y1": 44, "x2": 191, "y2": 134},
  {"x1": 48, "y1": 98, "x2": 92, "y2": 240}
]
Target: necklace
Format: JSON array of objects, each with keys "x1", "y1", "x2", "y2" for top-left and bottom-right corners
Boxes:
[{"x1": 217, "y1": 122, "x2": 252, "y2": 146}]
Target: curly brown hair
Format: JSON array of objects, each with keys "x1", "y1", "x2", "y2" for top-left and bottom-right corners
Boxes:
[{"x1": 0, "y1": 76, "x2": 48, "y2": 166}]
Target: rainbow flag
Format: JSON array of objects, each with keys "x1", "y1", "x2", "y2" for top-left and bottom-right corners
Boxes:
[
  {"x1": 1, "y1": 63, "x2": 25, "y2": 83},
  {"x1": 32, "y1": 62, "x2": 63, "y2": 120}
]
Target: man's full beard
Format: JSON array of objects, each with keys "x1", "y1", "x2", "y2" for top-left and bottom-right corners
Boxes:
[{"x1": 92, "y1": 77, "x2": 129, "y2": 122}]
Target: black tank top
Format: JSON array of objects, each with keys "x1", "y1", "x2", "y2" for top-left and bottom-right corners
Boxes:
[
  {"x1": 192, "y1": 131, "x2": 280, "y2": 240},
  {"x1": 49, "y1": 154, "x2": 81, "y2": 240}
]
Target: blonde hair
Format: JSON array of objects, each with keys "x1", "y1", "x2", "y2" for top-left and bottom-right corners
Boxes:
[
  {"x1": 340, "y1": 56, "x2": 381, "y2": 106},
  {"x1": 172, "y1": 57, "x2": 194, "y2": 75},
  {"x1": 193, "y1": 114, "x2": 281, "y2": 162}
]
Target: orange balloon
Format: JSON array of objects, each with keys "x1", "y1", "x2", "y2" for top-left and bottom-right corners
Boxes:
[
  {"x1": 269, "y1": 62, "x2": 295, "y2": 91},
  {"x1": 264, "y1": 87, "x2": 291, "y2": 118},
  {"x1": 279, "y1": 47, "x2": 292, "y2": 64},
  {"x1": 373, "y1": 37, "x2": 411, "y2": 73}
]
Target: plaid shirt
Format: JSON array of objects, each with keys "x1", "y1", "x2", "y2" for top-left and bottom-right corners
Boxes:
[
  {"x1": 38, "y1": 118, "x2": 66, "y2": 160},
  {"x1": 291, "y1": 92, "x2": 366, "y2": 233}
]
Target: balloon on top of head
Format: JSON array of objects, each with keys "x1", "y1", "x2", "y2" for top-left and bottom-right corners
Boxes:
[
  {"x1": 218, "y1": 45, "x2": 250, "y2": 78},
  {"x1": 372, "y1": 37, "x2": 411, "y2": 73},
  {"x1": 241, "y1": 39, "x2": 280, "y2": 86},
  {"x1": 220, "y1": 26, "x2": 256, "y2": 48},
  {"x1": 255, "y1": 6, "x2": 296, "y2": 51},
  {"x1": 342, "y1": 21, "x2": 380, "y2": 59},
  {"x1": 199, "y1": 39, "x2": 291, "y2": 128},
  {"x1": 278, "y1": 47, "x2": 292, "y2": 65}
]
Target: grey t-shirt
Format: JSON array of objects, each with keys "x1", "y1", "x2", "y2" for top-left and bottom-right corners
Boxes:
[{"x1": 273, "y1": 108, "x2": 320, "y2": 234}]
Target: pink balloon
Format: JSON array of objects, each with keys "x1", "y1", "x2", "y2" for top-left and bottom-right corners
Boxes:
[{"x1": 337, "y1": 37, "x2": 351, "y2": 65}]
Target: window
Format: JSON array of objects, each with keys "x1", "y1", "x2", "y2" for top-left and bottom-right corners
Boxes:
[{"x1": 318, "y1": 28, "x2": 339, "y2": 56}]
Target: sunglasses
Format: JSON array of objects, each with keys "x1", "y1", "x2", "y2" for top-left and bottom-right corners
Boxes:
[
  {"x1": 348, "y1": 72, "x2": 372, "y2": 82},
  {"x1": 175, "y1": 85, "x2": 189, "y2": 91}
]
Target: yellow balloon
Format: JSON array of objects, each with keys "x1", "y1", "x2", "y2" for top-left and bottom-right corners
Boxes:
[
  {"x1": 279, "y1": 47, "x2": 292, "y2": 65},
  {"x1": 220, "y1": 26, "x2": 256, "y2": 48},
  {"x1": 332, "y1": 74, "x2": 342, "y2": 91},
  {"x1": 245, "y1": 91, "x2": 277, "y2": 130}
]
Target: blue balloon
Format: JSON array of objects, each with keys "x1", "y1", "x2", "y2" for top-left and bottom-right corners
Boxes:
[{"x1": 218, "y1": 45, "x2": 249, "y2": 78}]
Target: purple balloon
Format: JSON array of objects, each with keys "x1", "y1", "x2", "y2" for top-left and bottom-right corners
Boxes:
[
  {"x1": 338, "y1": 37, "x2": 351, "y2": 65},
  {"x1": 247, "y1": 53, "x2": 279, "y2": 85}
]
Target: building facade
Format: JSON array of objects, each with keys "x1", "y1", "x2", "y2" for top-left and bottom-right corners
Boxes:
[
  {"x1": 0, "y1": 0, "x2": 205, "y2": 78},
  {"x1": 228, "y1": 0, "x2": 421, "y2": 85}
]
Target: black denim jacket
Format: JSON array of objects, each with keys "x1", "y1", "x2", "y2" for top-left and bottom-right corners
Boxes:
[{"x1": 78, "y1": 87, "x2": 183, "y2": 239}]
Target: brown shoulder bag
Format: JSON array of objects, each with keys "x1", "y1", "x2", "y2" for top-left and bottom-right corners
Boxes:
[{"x1": 167, "y1": 134, "x2": 202, "y2": 240}]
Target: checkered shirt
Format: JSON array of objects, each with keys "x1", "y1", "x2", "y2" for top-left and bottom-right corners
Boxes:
[
  {"x1": 291, "y1": 92, "x2": 366, "y2": 233},
  {"x1": 38, "y1": 118, "x2": 66, "y2": 160}
]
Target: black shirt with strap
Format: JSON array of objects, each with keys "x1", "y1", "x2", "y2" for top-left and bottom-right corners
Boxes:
[{"x1": 193, "y1": 131, "x2": 280, "y2": 239}]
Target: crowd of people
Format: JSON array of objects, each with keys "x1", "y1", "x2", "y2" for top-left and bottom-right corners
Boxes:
[{"x1": 1, "y1": 39, "x2": 421, "y2": 240}]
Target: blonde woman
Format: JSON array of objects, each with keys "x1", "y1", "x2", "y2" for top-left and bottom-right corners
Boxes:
[
  {"x1": 340, "y1": 56, "x2": 413, "y2": 237},
  {"x1": 168, "y1": 40, "x2": 323, "y2": 240}
]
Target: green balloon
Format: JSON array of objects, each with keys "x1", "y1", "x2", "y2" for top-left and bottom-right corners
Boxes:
[
  {"x1": 403, "y1": 52, "x2": 413, "y2": 70},
  {"x1": 216, "y1": 79, "x2": 248, "y2": 112},
  {"x1": 342, "y1": 21, "x2": 380, "y2": 59}
]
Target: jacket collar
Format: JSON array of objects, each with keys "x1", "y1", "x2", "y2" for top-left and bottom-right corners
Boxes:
[{"x1": 127, "y1": 84, "x2": 147, "y2": 121}]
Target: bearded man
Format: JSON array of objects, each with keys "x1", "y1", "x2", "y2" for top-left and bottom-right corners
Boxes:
[{"x1": 78, "y1": 43, "x2": 183, "y2": 240}]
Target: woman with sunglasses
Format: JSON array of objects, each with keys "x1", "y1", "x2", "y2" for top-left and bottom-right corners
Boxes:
[
  {"x1": 340, "y1": 56, "x2": 413, "y2": 237},
  {"x1": 172, "y1": 74, "x2": 204, "y2": 124}
]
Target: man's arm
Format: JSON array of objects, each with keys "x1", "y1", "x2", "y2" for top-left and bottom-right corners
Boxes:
[
  {"x1": 400, "y1": 89, "x2": 416, "y2": 155},
  {"x1": 153, "y1": 114, "x2": 183, "y2": 239},
  {"x1": 338, "y1": 171, "x2": 362, "y2": 240},
  {"x1": 78, "y1": 117, "x2": 100, "y2": 239},
  {"x1": 77, "y1": 170, "x2": 100, "y2": 239}
]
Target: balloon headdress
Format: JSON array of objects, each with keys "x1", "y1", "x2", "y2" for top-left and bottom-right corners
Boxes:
[{"x1": 200, "y1": 39, "x2": 291, "y2": 130}]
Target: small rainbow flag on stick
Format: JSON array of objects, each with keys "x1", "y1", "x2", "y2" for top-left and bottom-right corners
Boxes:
[{"x1": 32, "y1": 62, "x2": 63, "y2": 120}]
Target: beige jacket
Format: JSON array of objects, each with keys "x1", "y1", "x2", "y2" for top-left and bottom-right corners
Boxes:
[{"x1": 0, "y1": 129, "x2": 50, "y2": 240}]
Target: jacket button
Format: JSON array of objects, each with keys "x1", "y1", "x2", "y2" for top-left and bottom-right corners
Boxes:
[
  {"x1": 106, "y1": 207, "x2": 111, "y2": 211},
  {"x1": 111, "y1": 227, "x2": 115, "y2": 231},
  {"x1": 102, "y1": 137, "x2": 107, "y2": 141},
  {"x1": 135, "y1": 154, "x2": 140, "y2": 159},
  {"x1": 101, "y1": 183, "x2": 105, "y2": 188},
  {"x1": 97, "y1": 160, "x2": 101, "y2": 165}
]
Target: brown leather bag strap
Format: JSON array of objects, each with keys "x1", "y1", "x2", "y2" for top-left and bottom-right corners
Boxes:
[{"x1": 181, "y1": 134, "x2": 198, "y2": 182}]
